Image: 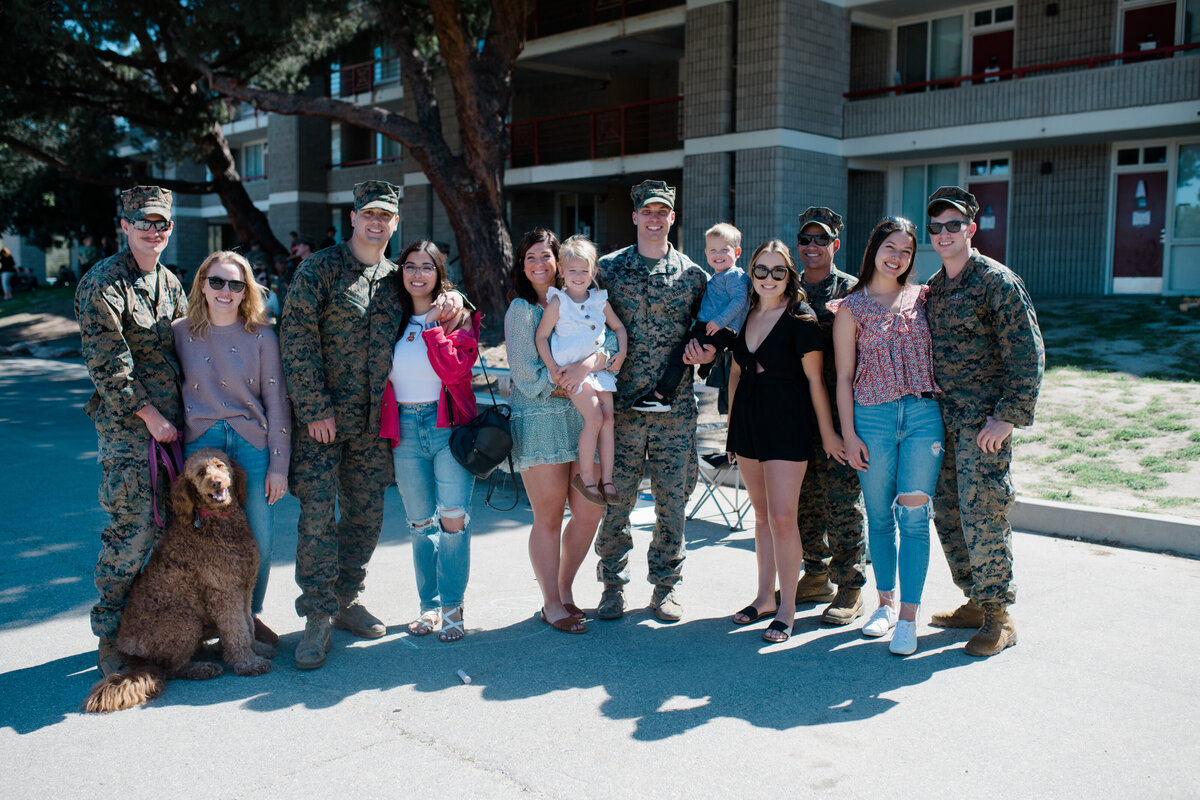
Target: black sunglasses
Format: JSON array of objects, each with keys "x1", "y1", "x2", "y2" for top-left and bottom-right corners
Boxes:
[
  {"x1": 207, "y1": 276, "x2": 247, "y2": 292},
  {"x1": 129, "y1": 219, "x2": 172, "y2": 232},
  {"x1": 798, "y1": 233, "x2": 833, "y2": 247},
  {"x1": 927, "y1": 220, "x2": 969, "y2": 235},
  {"x1": 751, "y1": 265, "x2": 789, "y2": 281}
]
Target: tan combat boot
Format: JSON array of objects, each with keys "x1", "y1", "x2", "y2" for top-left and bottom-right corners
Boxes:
[
  {"x1": 294, "y1": 615, "x2": 332, "y2": 670},
  {"x1": 821, "y1": 586, "x2": 864, "y2": 625},
  {"x1": 929, "y1": 599, "x2": 986, "y2": 628},
  {"x1": 964, "y1": 604, "x2": 1017, "y2": 657},
  {"x1": 333, "y1": 599, "x2": 386, "y2": 639},
  {"x1": 795, "y1": 570, "x2": 837, "y2": 603}
]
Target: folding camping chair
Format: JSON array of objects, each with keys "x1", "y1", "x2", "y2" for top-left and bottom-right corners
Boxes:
[{"x1": 688, "y1": 451, "x2": 751, "y2": 530}]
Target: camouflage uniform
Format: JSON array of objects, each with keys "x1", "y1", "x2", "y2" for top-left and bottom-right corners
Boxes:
[
  {"x1": 926, "y1": 248, "x2": 1044, "y2": 607},
  {"x1": 281, "y1": 240, "x2": 397, "y2": 618},
  {"x1": 798, "y1": 265, "x2": 867, "y2": 588},
  {"x1": 74, "y1": 186, "x2": 187, "y2": 638},
  {"x1": 595, "y1": 242, "x2": 708, "y2": 588}
]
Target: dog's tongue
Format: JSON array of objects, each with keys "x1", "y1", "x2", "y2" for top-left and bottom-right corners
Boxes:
[{"x1": 212, "y1": 488, "x2": 230, "y2": 503}]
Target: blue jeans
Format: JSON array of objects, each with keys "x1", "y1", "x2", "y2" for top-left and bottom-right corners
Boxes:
[
  {"x1": 392, "y1": 402, "x2": 476, "y2": 611},
  {"x1": 852, "y1": 396, "x2": 945, "y2": 606},
  {"x1": 186, "y1": 421, "x2": 274, "y2": 614}
]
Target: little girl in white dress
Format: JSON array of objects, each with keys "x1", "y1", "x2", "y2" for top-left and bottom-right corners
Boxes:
[{"x1": 535, "y1": 235, "x2": 628, "y2": 506}]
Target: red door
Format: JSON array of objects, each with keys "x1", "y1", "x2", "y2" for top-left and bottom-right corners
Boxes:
[
  {"x1": 968, "y1": 182, "x2": 1008, "y2": 264},
  {"x1": 1123, "y1": 3, "x2": 1176, "y2": 61},
  {"x1": 1112, "y1": 172, "x2": 1167, "y2": 279},
  {"x1": 972, "y1": 30, "x2": 1014, "y2": 82}
]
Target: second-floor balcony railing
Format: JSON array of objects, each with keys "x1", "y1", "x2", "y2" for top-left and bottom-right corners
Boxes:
[
  {"x1": 527, "y1": 0, "x2": 683, "y2": 39},
  {"x1": 846, "y1": 41, "x2": 1200, "y2": 99},
  {"x1": 508, "y1": 95, "x2": 683, "y2": 168},
  {"x1": 329, "y1": 154, "x2": 403, "y2": 170},
  {"x1": 330, "y1": 56, "x2": 402, "y2": 97}
]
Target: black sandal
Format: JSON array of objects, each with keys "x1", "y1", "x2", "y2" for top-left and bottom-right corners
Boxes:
[
  {"x1": 762, "y1": 619, "x2": 792, "y2": 643},
  {"x1": 732, "y1": 605, "x2": 777, "y2": 625}
]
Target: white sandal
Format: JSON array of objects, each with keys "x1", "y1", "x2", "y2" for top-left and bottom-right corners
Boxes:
[
  {"x1": 438, "y1": 606, "x2": 464, "y2": 642},
  {"x1": 407, "y1": 610, "x2": 440, "y2": 636}
]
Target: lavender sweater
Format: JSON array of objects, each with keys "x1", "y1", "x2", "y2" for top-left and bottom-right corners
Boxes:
[{"x1": 173, "y1": 319, "x2": 292, "y2": 475}]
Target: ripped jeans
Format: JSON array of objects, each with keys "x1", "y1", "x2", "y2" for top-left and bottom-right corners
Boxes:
[
  {"x1": 852, "y1": 396, "x2": 945, "y2": 606},
  {"x1": 392, "y1": 402, "x2": 476, "y2": 611}
]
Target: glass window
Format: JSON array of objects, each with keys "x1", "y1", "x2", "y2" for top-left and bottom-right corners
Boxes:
[
  {"x1": 376, "y1": 133, "x2": 402, "y2": 161},
  {"x1": 1117, "y1": 148, "x2": 1140, "y2": 166},
  {"x1": 897, "y1": 22, "x2": 929, "y2": 87},
  {"x1": 995, "y1": 5, "x2": 1014, "y2": 23},
  {"x1": 1176, "y1": 143, "x2": 1200, "y2": 238},
  {"x1": 990, "y1": 158, "x2": 1010, "y2": 175},
  {"x1": 971, "y1": 160, "x2": 989, "y2": 176},
  {"x1": 1187, "y1": 0, "x2": 1200, "y2": 44},
  {"x1": 331, "y1": 123, "x2": 342, "y2": 168},
  {"x1": 243, "y1": 143, "x2": 265, "y2": 179},
  {"x1": 903, "y1": 162, "x2": 958, "y2": 242},
  {"x1": 373, "y1": 42, "x2": 400, "y2": 85},
  {"x1": 975, "y1": 9, "x2": 992, "y2": 26},
  {"x1": 1144, "y1": 146, "x2": 1167, "y2": 164},
  {"x1": 329, "y1": 60, "x2": 341, "y2": 95},
  {"x1": 931, "y1": 16, "x2": 964, "y2": 81}
]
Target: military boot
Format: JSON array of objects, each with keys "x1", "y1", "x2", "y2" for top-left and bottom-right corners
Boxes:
[
  {"x1": 649, "y1": 585, "x2": 682, "y2": 622},
  {"x1": 929, "y1": 599, "x2": 985, "y2": 629},
  {"x1": 596, "y1": 585, "x2": 626, "y2": 620},
  {"x1": 333, "y1": 599, "x2": 386, "y2": 639},
  {"x1": 821, "y1": 586, "x2": 864, "y2": 625},
  {"x1": 964, "y1": 604, "x2": 1017, "y2": 657},
  {"x1": 97, "y1": 637, "x2": 124, "y2": 677},
  {"x1": 795, "y1": 570, "x2": 837, "y2": 603},
  {"x1": 294, "y1": 615, "x2": 332, "y2": 670}
]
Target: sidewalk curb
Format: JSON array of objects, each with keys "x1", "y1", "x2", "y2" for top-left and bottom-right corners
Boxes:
[{"x1": 1013, "y1": 497, "x2": 1200, "y2": 558}]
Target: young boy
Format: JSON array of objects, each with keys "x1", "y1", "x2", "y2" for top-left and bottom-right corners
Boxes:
[{"x1": 632, "y1": 222, "x2": 750, "y2": 412}]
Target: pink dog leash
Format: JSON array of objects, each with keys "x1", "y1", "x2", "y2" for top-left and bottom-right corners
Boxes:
[{"x1": 149, "y1": 439, "x2": 184, "y2": 528}]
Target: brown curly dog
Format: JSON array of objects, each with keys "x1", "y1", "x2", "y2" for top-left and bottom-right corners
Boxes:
[{"x1": 84, "y1": 447, "x2": 273, "y2": 713}]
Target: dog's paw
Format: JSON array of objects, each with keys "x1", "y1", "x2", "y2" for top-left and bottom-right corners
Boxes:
[
  {"x1": 173, "y1": 661, "x2": 224, "y2": 681},
  {"x1": 233, "y1": 657, "x2": 273, "y2": 677},
  {"x1": 251, "y1": 640, "x2": 276, "y2": 659}
]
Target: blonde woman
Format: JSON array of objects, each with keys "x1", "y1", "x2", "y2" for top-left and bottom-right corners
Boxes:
[{"x1": 173, "y1": 251, "x2": 291, "y2": 645}]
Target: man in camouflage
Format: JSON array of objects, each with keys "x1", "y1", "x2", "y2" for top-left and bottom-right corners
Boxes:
[
  {"x1": 594, "y1": 179, "x2": 708, "y2": 622},
  {"x1": 281, "y1": 180, "x2": 403, "y2": 669},
  {"x1": 924, "y1": 186, "x2": 1044, "y2": 657},
  {"x1": 794, "y1": 207, "x2": 868, "y2": 625},
  {"x1": 75, "y1": 186, "x2": 188, "y2": 676}
]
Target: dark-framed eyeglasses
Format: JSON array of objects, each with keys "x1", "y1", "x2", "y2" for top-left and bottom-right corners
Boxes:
[
  {"x1": 206, "y1": 276, "x2": 247, "y2": 293},
  {"x1": 927, "y1": 220, "x2": 969, "y2": 235},
  {"x1": 129, "y1": 219, "x2": 172, "y2": 232},
  {"x1": 751, "y1": 265, "x2": 789, "y2": 281},
  {"x1": 402, "y1": 263, "x2": 437, "y2": 275},
  {"x1": 798, "y1": 233, "x2": 833, "y2": 247}
]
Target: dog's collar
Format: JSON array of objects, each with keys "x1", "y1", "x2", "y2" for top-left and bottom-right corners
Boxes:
[{"x1": 196, "y1": 508, "x2": 237, "y2": 518}]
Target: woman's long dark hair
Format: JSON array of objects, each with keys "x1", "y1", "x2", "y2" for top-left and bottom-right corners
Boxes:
[
  {"x1": 747, "y1": 239, "x2": 815, "y2": 322},
  {"x1": 850, "y1": 217, "x2": 918, "y2": 293},
  {"x1": 509, "y1": 228, "x2": 560, "y2": 304},
  {"x1": 397, "y1": 240, "x2": 453, "y2": 332}
]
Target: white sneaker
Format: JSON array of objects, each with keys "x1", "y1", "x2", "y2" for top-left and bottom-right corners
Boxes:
[
  {"x1": 889, "y1": 619, "x2": 918, "y2": 655},
  {"x1": 862, "y1": 605, "x2": 897, "y2": 638}
]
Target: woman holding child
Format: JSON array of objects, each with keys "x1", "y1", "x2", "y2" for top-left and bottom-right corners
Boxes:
[
  {"x1": 504, "y1": 229, "x2": 618, "y2": 634},
  {"x1": 726, "y1": 240, "x2": 845, "y2": 644},
  {"x1": 830, "y1": 217, "x2": 944, "y2": 656}
]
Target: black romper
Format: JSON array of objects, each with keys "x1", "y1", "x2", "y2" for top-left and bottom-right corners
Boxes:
[{"x1": 726, "y1": 303, "x2": 823, "y2": 463}]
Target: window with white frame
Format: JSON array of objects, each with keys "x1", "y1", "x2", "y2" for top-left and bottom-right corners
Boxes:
[
  {"x1": 894, "y1": 4, "x2": 1016, "y2": 89},
  {"x1": 902, "y1": 162, "x2": 960, "y2": 242},
  {"x1": 242, "y1": 142, "x2": 267, "y2": 180},
  {"x1": 1174, "y1": 142, "x2": 1200, "y2": 238}
]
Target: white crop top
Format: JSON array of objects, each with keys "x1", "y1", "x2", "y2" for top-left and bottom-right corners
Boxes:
[{"x1": 389, "y1": 312, "x2": 442, "y2": 403}]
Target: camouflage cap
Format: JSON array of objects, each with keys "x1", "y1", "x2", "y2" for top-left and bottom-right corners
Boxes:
[
  {"x1": 353, "y1": 180, "x2": 400, "y2": 214},
  {"x1": 927, "y1": 185, "x2": 979, "y2": 219},
  {"x1": 631, "y1": 179, "x2": 675, "y2": 210},
  {"x1": 121, "y1": 185, "x2": 173, "y2": 221},
  {"x1": 797, "y1": 206, "x2": 844, "y2": 237}
]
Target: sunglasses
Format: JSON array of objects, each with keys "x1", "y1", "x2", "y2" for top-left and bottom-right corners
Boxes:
[
  {"x1": 927, "y1": 220, "x2": 969, "y2": 235},
  {"x1": 206, "y1": 276, "x2": 247, "y2": 292},
  {"x1": 798, "y1": 233, "x2": 833, "y2": 247},
  {"x1": 751, "y1": 265, "x2": 790, "y2": 281},
  {"x1": 129, "y1": 219, "x2": 172, "y2": 232}
]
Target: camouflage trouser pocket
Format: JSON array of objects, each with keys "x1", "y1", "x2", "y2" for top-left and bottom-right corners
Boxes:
[{"x1": 99, "y1": 458, "x2": 151, "y2": 517}]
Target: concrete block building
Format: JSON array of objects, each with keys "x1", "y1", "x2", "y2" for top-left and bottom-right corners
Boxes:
[{"x1": 24, "y1": 0, "x2": 1195, "y2": 296}]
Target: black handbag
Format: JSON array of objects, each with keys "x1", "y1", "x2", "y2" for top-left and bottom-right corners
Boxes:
[{"x1": 450, "y1": 357, "x2": 516, "y2": 486}]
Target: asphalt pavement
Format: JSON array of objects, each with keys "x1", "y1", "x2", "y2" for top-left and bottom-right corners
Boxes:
[{"x1": 1, "y1": 357, "x2": 1197, "y2": 799}]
